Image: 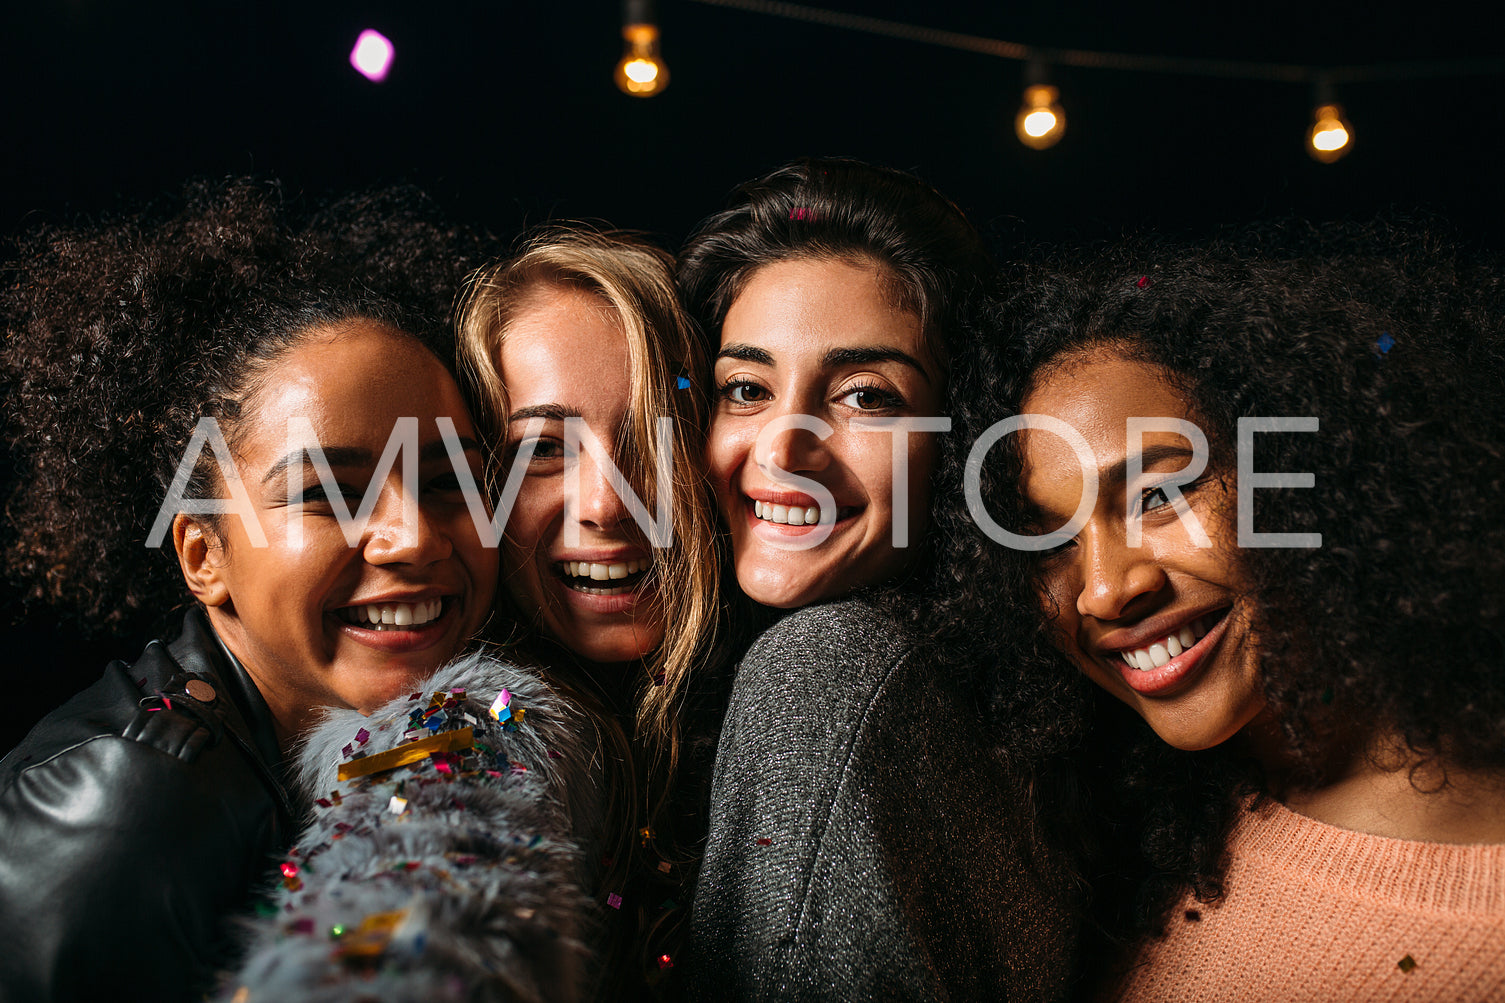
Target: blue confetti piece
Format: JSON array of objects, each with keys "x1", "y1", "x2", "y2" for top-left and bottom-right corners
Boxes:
[
  {"x1": 675, "y1": 375, "x2": 691, "y2": 390},
  {"x1": 1375, "y1": 332, "x2": 1395, "y2": 356}
]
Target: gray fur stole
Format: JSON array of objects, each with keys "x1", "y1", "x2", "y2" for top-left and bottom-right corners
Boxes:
[{"x1": 223, "y1": 651, "x2": 606, "y2": 1003}]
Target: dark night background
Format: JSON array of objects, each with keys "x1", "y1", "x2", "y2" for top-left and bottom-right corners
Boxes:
[{"x1": 3, "y1": 0, "x2": 1502, "y2": 749}]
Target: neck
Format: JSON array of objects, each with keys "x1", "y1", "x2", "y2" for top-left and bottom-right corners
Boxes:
[{"x1": 1262, "y1": 730, "x2": 1505, "y2": 843}]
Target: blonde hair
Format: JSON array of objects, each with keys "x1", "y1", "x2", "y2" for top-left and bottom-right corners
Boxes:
[{"x1": 456, "y1": 226, "x2": 720, "y2": 810}]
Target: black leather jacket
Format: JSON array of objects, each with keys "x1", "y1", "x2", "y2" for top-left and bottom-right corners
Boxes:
[{"x1": 0, "y1": 609, "x2": 300, "y2": 1002}]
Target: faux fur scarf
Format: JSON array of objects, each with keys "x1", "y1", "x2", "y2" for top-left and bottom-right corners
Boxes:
[{"x1": 222, "y1": 652, "x2": 607, "y2": 1003}]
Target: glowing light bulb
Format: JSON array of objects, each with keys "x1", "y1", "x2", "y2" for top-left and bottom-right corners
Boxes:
[
  {"x1": 349, "y1": 29, "x2": 394, "y2": 83},
  {"x1": 1307, "y1": 102, "x2": 1353, "y2": 163},
  {"x1": 614, "y1": 23, "x2": 669, "y2": 97},
  {"x1": 1015, "y1": 84, "x2": 1065, "y2": 150}
]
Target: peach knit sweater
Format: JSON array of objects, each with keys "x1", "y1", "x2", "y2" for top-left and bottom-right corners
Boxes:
[{"x1": 1113, "y1": 799, "x2": 1505, "y2": 1002}]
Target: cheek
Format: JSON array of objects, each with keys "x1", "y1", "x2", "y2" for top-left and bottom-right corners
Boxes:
[{"x1": 705, "y1": 417, "x2": 752, "y2": 489}]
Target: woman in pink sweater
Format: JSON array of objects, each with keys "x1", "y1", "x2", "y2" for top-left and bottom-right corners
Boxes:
[{"x1": 962, "y1": 227, "x2": 1505, "y2": 1001}]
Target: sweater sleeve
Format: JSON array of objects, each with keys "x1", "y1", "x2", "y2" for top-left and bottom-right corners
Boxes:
[
  {"x1": 220, "y1": 652, "x2": 606, "y2": 1003},
  {"x1": 686, "y1": 599, "x2": 1079, "y2": 1003},
  {"x1": 685, "y1": 601, "x2": 944, "y2": 1001}
]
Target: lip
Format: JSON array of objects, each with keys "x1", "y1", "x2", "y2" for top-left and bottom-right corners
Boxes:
[
  {"x1": 738, "y1": 491, "x2": 861, "y2": 539},
  {"x1": 329, "y1": 590, "x2": 460, "y2": 654},
  {"x1": 1098, "y1": 606, "x2": 1234, "y2": 697},
  {"x1": 550, "y1": 549, "x2": 652, "y2": 564}
]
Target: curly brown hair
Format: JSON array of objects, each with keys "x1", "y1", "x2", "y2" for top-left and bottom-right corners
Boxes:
[
  {"x1": 936, "y1": 221, "x2": 1505, "y2": 962},
  {"x1": 2, "y1": 178, "x2": 489, "y2": 636}
]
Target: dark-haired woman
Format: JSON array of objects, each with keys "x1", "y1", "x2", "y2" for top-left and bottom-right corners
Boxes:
[
  {"x1": 679, "y1": 158, "x2": 1080, "y2": 1000},
  {"x1": 974, "y1": 231, "x2": 1505, "y2": 999},
  {"x1": 0, "y1": 181, "x2": 503, "y2": 1001}
]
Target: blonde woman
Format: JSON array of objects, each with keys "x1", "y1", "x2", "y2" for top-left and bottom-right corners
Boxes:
[{"x1": 227, "y1": 228, "x2": 723, "y2": 1002}]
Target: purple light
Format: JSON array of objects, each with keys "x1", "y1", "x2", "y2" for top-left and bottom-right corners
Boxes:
[{"x1": 349, "y1": 29, "x2": 394, "y2": 82}]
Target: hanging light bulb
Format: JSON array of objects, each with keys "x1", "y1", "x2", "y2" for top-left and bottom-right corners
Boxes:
[
  {"x1": 1307, "y1": 103, "x2": 1353, "y2": 162},
  {"x1": 1306, "y1": 80, "x2": 1352, "y2": 163},
  {"x1": 614, "y1": 0, "x2": 669, "y2": 98},
  {"x1": 1015, "y1": 63, "x2": 1065, "y2": 150}
]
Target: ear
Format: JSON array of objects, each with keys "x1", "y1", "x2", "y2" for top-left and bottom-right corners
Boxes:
[{"x1": 173, "y1": 513, "x2": 231, "y2": 608}]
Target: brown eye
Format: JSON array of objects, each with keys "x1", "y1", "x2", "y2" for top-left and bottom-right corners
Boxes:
[
  {"x1": 838, "y1": 384, "x2": 901, "y2": 411},
  {"x1": 722, "y1": 381, "x2": 769, "y2": 404}
]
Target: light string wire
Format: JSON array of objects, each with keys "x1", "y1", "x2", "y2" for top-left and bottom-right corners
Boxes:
[{"x1": 682, "y1": 0, "x2": 1505, "y2": 84}]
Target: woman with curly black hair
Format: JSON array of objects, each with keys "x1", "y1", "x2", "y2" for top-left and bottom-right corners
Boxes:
[
  {"x1": 679, "y1": 158, "x2": 1081, "y2": 1000},
  {"x1": 966, "y1": 227, "x2": 1505, "y2": 1000},
  {"x1": 0, "y1": 179, "x2": 507, "y2": 1001}
]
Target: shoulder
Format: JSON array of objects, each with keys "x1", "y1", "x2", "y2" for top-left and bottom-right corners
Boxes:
[{"x1": 734, "y1": 596, "x2": 919, "y2": 704}]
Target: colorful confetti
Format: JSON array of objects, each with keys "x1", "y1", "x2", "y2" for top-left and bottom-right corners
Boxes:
[
  {"x1": 1398, "y1": 955, "x2": 1417, "y2": 974},
  {"x1": 387, "y1": 796, "x2": 408, "y2": 815},
  {"x1": 607, "y1": 893, "x2": 623, "y2": 910},
  {"x1": 337, "y1": 727, "x2": 475, "y2": 781},
  {"x1": 675, "y1": 375, "x2": 692, "y2": 390},
  {"x1": 755, "y1": 837, "x2": 773, "y2": 846},
  {"x1": 657, "y1": 953, "x2": 674, "y2": 970},
  {"x1": 1376, "y1": 332, "x2": 1396, "y2": 356}
]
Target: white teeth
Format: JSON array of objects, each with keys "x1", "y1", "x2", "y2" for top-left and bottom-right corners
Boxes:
[
  {"x1": 1119, "y1": 613, "x2": 1220, "y2": 671},
  {"x1": 754, "y1": 499, "x2": 823, "y2": 526},
  {"x1": 558, "y1": 558, "x2": 652, "y2": 584},
  {"x1": 340, "y1": 599, "x2": 444, "y2": 630}
]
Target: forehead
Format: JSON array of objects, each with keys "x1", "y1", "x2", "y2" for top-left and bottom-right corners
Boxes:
[
  {"x1": 242, "y1": 322, "x2": 467, "y2": 451},
  {"x1": 721, "y1": 256, "x2": 927, "y2": 361},
  {"x1": 497, "y1": 283, "x2": 631, "y2": 403},
  {"x1": 1024, "y1": 351, "x2": 1196, "y2": 449}
]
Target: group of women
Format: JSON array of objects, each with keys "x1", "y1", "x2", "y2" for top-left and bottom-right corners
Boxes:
[{"x1": 0, "y1": 161, "x2": 1500, "y2": 1003}]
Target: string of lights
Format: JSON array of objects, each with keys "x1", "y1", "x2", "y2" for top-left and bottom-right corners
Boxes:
[{"x1": 610, "y1": 0, "x2": 1505, "y2": 163}]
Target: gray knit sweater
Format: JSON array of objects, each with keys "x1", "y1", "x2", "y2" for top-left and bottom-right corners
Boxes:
[{"x1": 687, "y1": 598, "x2": 1079, "y2": 1001}]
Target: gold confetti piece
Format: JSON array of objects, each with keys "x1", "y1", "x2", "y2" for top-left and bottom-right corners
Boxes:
[
  {"x1": 337, "y1": 727, "x2": 475, "y2": 780},
  {"x1": 334, "y1": 910, "x2": 408, "y2": 959},
  {"x1": 1398, "y1": 955, "x2": 1418, "y2": 974},
  {"x1": 388, "y1": 796, "x2": 408, "y2": 815}
]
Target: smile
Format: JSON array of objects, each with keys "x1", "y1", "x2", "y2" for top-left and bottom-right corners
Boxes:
[
  {"x1": 1118, "y1": 615, "x2": 1215, "y2": 670},
  {"x1": 750, "y1": 498, "x2": 856, "y2": 526},
  {"x1": 334, "y1": 598, "x2": 446, "y2": 630},
  {"x1": 556, "y1": 558, "x2": 652, "y2": 596}
]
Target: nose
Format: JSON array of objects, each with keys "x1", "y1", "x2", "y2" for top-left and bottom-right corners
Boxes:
[
  {"x1": 755, "y1": 412, "x2": 832, "y2": 479},
  {"x1": 1074, "y1": 522, "x2": 1167, "y2": 622},
  {"x1": 363, "y1": 483, "x2": 454, "y2": 567},
  {"x1": 573, "y1": 450, "x2": 631, "y2": 532}
]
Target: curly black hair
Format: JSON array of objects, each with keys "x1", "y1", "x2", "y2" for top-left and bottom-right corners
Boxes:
[
  {"x1": 926, "y1": 221, "x2": 1505, "y2": 961},
  {"x1": 2, "y1": 178, "x2": 490, "y2": 636}
]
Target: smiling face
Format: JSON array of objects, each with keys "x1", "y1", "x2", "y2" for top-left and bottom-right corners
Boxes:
[
  {"x1": 494, "y1": 282, "x2": 665, "y2": 665},
  {"x1": 1020, "y1": 349, "x2": 1265, "y2": 751},
  {"x1": 706, "y1": 256, "x2": 943, "y2": 608},
  {"x1": 179, "y1": 322, "x2": 498, "y2": 740}
]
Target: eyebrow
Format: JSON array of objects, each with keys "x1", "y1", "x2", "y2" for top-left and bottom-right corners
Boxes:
[
  {"x1": 716, "y1": 344, "x2": 774, "y2": 366},
  {"x1": 715, "y1": 343, "x2": 932, "y2": 383},
  {"x1": 822, "y1": 346, "x2": 932, "y2": 384},
  {"x1": 1025, "y1": 442, "x2": 1201, "y2": 524},
  {"x1": 507, "y1": 404, "x2": 583, "y2": 423},
  {"x1": 1103, "y1": 443, "x2": 1200, "y2": 486},
  {"x1": 261, "y1": 437, "x2": 482, "y2": 485}
]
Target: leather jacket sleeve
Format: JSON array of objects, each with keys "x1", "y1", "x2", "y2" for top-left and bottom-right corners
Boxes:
[{"x1": 0, "y1": 615, "x2": 294, "y2": 1003}]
